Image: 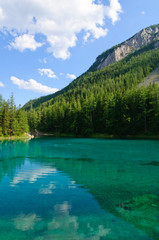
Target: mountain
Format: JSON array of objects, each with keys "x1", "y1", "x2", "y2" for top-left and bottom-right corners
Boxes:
[
  {"x1": 24, "y1": 23, "x2": 159, "y2": 136},
  {"x1": 24, "y1": 24, "x2": 159, "y2": 111},
  {"x1": 89, "y1": 24, "x2": 159, "y2": 71}
]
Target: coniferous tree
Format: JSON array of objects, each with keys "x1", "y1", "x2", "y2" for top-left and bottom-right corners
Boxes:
[
  {"x1": 0, "y1": 94, "x2": 29, "y2": 137},
  {"x1": 25, "y1": 46, "x2": 159, "y2": 137},
  {"x1": 2, "y1": 101, "x2": 10, "y2": 136}
]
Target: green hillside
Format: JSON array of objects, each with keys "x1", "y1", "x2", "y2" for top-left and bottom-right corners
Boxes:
[
  {"x1": 24, "y1": 42, "x2": 158, "y2": 111},
  {"x1": 25, "y1": 42, "x2": 159, "y2": 137}
]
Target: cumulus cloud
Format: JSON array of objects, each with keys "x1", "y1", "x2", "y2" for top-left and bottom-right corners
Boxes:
[
  {"x1": 38, "y1": 68, "x2": 57, "y2": 79},
  {"x1": 66, "y1": 73, "x2": 76, "y2": 80},
  {"x1": 0, "y1": 82, "x2": 4, "y2": 87},
  {"x1": 10, "y1": 34, "x2": 43, "y2": 51},
  {"x1": 105, "y1": 0, "x2": 122, "y2": 24},
  {"x1": 10, "y1": 76, "x2": 59, "y2": 94},
  {"x1": 0, "y1": 0, "x2": 122, "y2": 59}
]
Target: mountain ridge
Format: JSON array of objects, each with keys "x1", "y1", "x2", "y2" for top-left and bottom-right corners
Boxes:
[{"x1": 89, "y1": 24, "x2": 159, "y2": 71}]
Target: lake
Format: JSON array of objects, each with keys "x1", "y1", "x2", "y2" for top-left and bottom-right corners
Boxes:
[{"x1": 0, "y1": 137, "x2": 159, "y2": 240}]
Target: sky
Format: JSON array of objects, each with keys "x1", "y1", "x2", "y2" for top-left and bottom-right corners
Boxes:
[{"x1": 0, "y1": 0, "x2": 158, "y2": 106}]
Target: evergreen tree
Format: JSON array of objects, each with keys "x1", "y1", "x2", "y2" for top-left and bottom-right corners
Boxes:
[
  {"x1": 0, "y1": 94, "x2": 29, "y2": 137},
  {"x1": 25, "y1": 46, "x2": 159, "y2": 137}
]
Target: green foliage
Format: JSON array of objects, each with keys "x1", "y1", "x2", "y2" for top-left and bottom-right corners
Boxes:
[
  {"x1": 26, "y1": 44, "x2": 159, "y2": 137},
  {"x1": 0, "y1": 94, "x2": 29, "y2": 137}
]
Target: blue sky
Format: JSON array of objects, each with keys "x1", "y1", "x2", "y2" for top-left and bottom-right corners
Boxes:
[{"x1": 0, "y1": 0, "x2": 158, "y2": 106}]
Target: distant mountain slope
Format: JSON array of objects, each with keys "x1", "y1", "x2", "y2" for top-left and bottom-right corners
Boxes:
[
  {"x1": 89, "y1": 24, "x2": 159, "y2": 71},
  {"x1": 23, "y1": 91, "x2": 61, "y2": 111},
  {"x1": 23, "y1": 74, "x2": 82, "y2": 111}
]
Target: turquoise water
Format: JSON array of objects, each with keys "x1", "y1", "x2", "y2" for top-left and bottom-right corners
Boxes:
[{"x1": 0, "y1": 138, "x2": 159, "y2": 240}]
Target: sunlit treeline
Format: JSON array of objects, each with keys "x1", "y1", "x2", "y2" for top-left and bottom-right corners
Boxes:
[{"x1": 0, "y1": 94, "x2": 29, "y2": 136}]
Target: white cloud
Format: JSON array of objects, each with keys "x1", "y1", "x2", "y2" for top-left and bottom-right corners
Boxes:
[
  {"x1": 105, "y1": 0, "x2": 122, "y2": 24},
  {"x1": 0, "y1": 82, "x2": 4, "y2": 87},
  {"x1": 38, "y1": 68, "x2": 57, "y2": 79},
  {"x1": 10, "y1": 34, "x2": 43, "y2": 52},
  {"x1": 83, "y1": 32, "x2": 91, "y2": 43},
  {"x1": 10, "y1": 76, "x2": 59, "y2": 94},
  {"x1": 0, "y1": 7, "x2": 5, "y2": 21},
  {"x1": 0, "y1": 0, "x2": 122, "y2": 59},
  {"x1": 66, "y1": 73, "x2": 76, "y2": 80}
]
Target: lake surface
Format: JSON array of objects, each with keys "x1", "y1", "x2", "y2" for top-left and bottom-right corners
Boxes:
[{"x1": 0, "y1": 137, "x2": 159, "y2": 240}]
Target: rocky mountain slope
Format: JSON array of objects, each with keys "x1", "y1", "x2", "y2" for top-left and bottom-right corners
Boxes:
[{"x1": 89, "y1": 24, "x2": 159, "y2": 71}]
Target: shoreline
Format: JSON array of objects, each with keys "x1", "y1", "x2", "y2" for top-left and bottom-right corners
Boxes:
[
  {"x1": 1, "y1": 132, "x2": 159, "y2": 140},
  {"x1": 0, "y1": 133, "x2": 34, "y2": 141},
  {"x1": 90, "y1": 133, "x2": 159, "y2": 140},
  {"x1": 33, "y1": 132, "x2": 159, "y2": 140}
]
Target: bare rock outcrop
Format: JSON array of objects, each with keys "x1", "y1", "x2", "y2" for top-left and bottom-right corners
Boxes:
[{"x1": 90, "y1": 25, "x2": 159, "y2": 71}]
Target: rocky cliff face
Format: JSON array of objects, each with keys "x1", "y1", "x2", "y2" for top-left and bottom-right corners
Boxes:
[{"x1": 89, "y1": 24, "x2": 159, "y2": 71}]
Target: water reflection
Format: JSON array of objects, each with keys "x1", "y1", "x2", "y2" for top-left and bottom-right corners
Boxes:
[
  {"x1": 0, "y1": 138, "x2": 158, "y2": 239},
  {"x1": 10, "y1": 165, "x2": 57, "y2": 186},
  {"x1": 39, "y1": 182, "x2": 56, "y2": 194},
  {"x1": 14, "y1": 214, "x2": 41, "y2": 231},
  {"x1": 47, "y1": 201, "x2": 110, "y2": 240}
]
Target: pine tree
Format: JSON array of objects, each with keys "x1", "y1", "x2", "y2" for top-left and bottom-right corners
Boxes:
[{"x1": 2, "y1": 101, "x2": 10, "y2": 136}]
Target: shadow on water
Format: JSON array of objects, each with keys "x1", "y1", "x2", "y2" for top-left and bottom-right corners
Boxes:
[{"x1": 0, "y1": 138, "x2": 159, "y2": 239}]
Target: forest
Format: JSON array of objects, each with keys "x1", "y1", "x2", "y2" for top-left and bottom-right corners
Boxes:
[
  {"x1": 0, "y1": 94, "x2": 29, "y2": 137},
  {"x1": 1, "y1": 43, "x2": 159, "y2": 137},
  {"x1": 26, "y1": 45, "x2": 159, "y2": 137}
]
